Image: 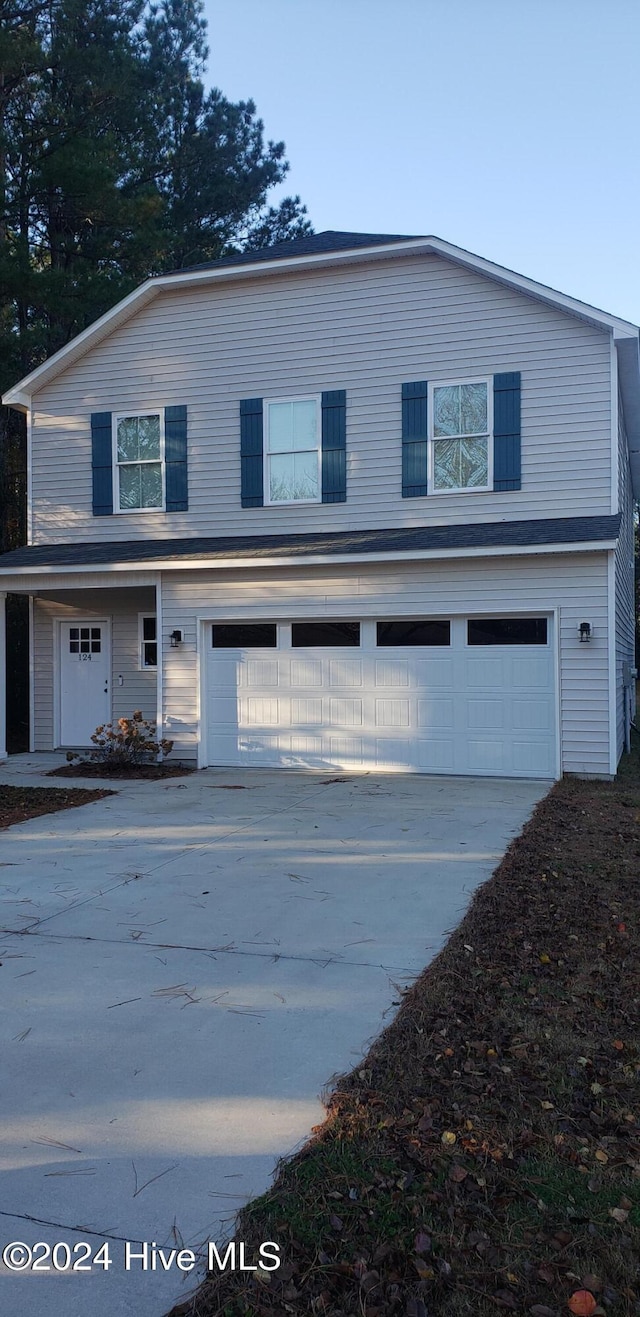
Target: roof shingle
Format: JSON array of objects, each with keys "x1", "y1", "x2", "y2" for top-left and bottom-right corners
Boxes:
[
  {"x1": 169, "y1": 230, "x2": 420, "y2": 277},
  {"x1": 0, "y1": 516, "x2": 621, "y2": 572}
]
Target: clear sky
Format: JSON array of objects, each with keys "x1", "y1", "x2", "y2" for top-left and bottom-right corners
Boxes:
[{"x1": 202, "y1": 0, "x2": 640, "y2": 325}]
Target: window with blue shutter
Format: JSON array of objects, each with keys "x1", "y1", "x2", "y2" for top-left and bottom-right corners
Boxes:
[
  {"x1": 91, "y1": 412, "x2": 113, "y2": 516},
  {"x1": 321, "y1": 390, "x2": 346, "y2": 503},
  {"x1": 493, "y1": 372, "x2": 521, "y2": 491},
  {"x1": 402, "y1": 381, "x2": 428, "y2": 497},
  {"x1": 164, "y1": 405, "x2": 188, "y2": 511},
  {"x1": 240, "y1": 398, "x2": 264, "y2": 507}
]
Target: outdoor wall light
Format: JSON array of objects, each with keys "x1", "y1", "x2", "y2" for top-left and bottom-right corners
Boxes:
[
  {"x1": 579, "y1": 622, "x2": 592, "y2": 643},
  {"x1": 170, "y1": 629, "x2": 184, "y2": 647}
]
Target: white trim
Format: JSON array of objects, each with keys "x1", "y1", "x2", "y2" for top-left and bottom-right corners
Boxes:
[
  {"x1": 112, "y1": 410, "x2": 165, "y2": 513},
  {"x1": 27, "y1": 405, "x2": 33, "y2": 545},
  {"x1": 195, "y1": 607, "x2": 203, "y2": 769},
  {"x1": 155, "y1": 575, "x2": 163, "y2": 744},
  {"x1": 552, "y1": 607, "x2": 562, "y2": 779},
  {"x1": 54, "y1": 616, "x2": 112, "y2": 748},
  {"x1": 28, "y1": 594, "x2": 35, "y2": 752},
  {"x1": 607, "y1": 550, "x2": 617, "y2": 775},
  {"x1": 428, "y1": 377, "x2": 493, "y2": 495},
  {"x1": 0, "y1": 539, "x2": 619, "y2": 585},
  {"x1": 263, "y1": 395, "x2": 322, "y2": 507},
  {"x1": 610, "y1": 335, "x2": 619, "y2": 515},
  {"x1": 4, "y1": 234, "x2": 638, "y2": 410},
  {"x1": 138, "y1": 611, "x2": 158, "y2": 670}
]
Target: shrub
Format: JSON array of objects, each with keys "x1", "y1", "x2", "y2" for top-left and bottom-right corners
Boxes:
[{"x1": 69, "y1": 711, "x2": 173, "y2": 767}]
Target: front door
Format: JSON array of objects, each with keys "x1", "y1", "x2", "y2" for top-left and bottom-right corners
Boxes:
[{"x1": 59, "y1": 621, "x2": 110, "y2": 746}]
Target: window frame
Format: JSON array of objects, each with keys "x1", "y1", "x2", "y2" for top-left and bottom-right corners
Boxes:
[
  {"x1": 263, "y1": 394, "x2": 322, "y2": 507},
  {"x1": 428, "y1": 377, "x2": 493, "y2": 495},
  {"x1": 211, "y1": 622, "x2": 279, "y2": 649},
  {"x1": 138, "y1": 613, "x2": 158, "y2": 669},
  {"x1": 291, "y1": 620, "x2": 361, "y2": 648},
  {"x1": 113, "y1": 410, "x2": 166, "y2": 514},
  {"x1": 466, "y1": 615, "x2": 549, "y2": 647}
]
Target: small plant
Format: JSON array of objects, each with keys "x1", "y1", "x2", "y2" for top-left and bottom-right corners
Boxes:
[{"x1": 69, "y1": 711, "x2": 173, "y2": 767}]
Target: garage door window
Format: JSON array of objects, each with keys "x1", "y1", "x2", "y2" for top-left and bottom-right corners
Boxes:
[
  {"x1": 467, "y1": 617, "x2": 548, "y2": 645},
  {"x1": 377, "y1": 620, "x2": 451, "y2": 646},
  {"x1": 212, "y1": 623, "x2": 278, "y2": 647},
  {"x1": 291, "y1": 622, "x2": 360, "y2": 646}
]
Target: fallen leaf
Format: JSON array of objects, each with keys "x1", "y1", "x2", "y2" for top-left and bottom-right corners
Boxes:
[
  {"x1": 493, "y1": 1290, "x2": 518, "y2": 1309},
  {"x1": 414, "y1": 1231, "x2": 431, "y2": 1255},
  {"x1": 612, "y1": 1040, "x2": 624, "y2": 1051},
  {"x1": 405, "y1": 1300, "x2": 429, "y2": 1317},
  {"x1": 450, "y1": 1164, "x2": 468, "y2": 1183},
  {"x1": 329, "y1": 1213, "x2": 343, "y2": 1231},
  {"x1": 608, "y1": 1206, "x2": 628, "y2": 1223},
  {"x1": 580, "y1": 1275, "x2": 602, "y2": 1293},
  {"x1": 594, "y1": 1149, "x2": 608, "y2": 1163},
  {"x1": 541, "y1": 1100, "x2": 555, "y2": 1110},
  {"x1": 537, "y1": 1262, "x2": 555, "y2": 1284},
  {"x1": 540, "y1": 953, "x2": 551, "y2": 964},
  {"x1": 568, "y1": 1292, "x2": 597, "y2": 1316},
  {"x1": 412, "y1": 1259, "x2": 434, "y2": 1280},
  {"x1": 441, "y1": 1131, "x2": 456, "y2": 1145}
]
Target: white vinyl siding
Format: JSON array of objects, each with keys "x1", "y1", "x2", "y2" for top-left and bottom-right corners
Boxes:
[
  {"x1": 159, "y1": 553, "x2": 611, "y2": 776},
  {"x1": 32, "y1": 588, "x2": 156, "y2": 750},
  {"x1": 29, "y1": 254, "x2": 612, "y2": 543},
  {"x1": 614, "y1": 392, "x2": 636, "y2": 762}
]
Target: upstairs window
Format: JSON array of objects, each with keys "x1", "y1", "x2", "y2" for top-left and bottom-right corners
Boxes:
[
  {"x1": 429, "y1": 380, "x2": 491, "y2": 493},
  {"x1": 115, "y1": 413, "x2": 164, "y2": 511},
  {"x1": 265, "y1": 398, "x2": 321, "y2": 504}
]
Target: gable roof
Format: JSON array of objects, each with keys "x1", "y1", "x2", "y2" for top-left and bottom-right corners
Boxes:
[{"x1": 3, "y1": 229, "x2": 640, "y2": 494}]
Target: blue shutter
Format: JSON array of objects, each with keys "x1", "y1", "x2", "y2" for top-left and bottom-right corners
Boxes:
[
  {"x1": 164, "y1": 405, "x2": 188, "y2": 511},
  {"x1": 240, "y1": 398, "x2": 264, "y2": 507},
  {"x1": 493, "y1": 372, "x2": 521, "y2": 491},
  {"x1": 402, "y1": 381, "x2": 428, "y2": 497},
  {"x1": 91, "y1": 412, "x2": 113, "y2": 516},
  {"x1": 321, "y1": 390, "x2": 346, "y2": 503}
]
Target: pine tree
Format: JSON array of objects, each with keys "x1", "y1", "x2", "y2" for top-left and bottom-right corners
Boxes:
[{"x1": 0, "y1": 0, "x2": 312, "y2": 746}]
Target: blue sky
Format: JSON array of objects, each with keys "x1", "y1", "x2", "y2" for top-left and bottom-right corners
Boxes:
[{"x1": 203, "y1": 0, "x2": 640, "y2": 325}]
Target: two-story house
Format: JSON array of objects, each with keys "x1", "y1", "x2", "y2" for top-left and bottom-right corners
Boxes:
[{"x1": 0, "y1": 231, "x2": 638, "y2": 778}]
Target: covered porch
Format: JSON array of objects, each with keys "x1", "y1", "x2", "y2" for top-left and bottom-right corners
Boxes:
[{"x1": 0, "y1": 568, "x2": 161, "y2": 758}]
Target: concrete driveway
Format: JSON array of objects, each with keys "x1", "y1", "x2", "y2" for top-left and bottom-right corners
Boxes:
[{"x1": 0, "y1": 756, "x2": 549, "y2": 1317}]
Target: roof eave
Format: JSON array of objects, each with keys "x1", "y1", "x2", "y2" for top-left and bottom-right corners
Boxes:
[{"x1": 0, "y1": 538, "x2": 620, "y2": 585}]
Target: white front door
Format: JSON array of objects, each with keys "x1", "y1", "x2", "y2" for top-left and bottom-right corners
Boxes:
[{"x1": 59, "y1": 621, "x2": 110, "y2": 747}]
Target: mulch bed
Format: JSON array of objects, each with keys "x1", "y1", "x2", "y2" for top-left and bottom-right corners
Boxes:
[
  {"x1": 0, "y1": 784, "x2": 114, "y2": 829},
  {"x1": 48, "y1": 761, "x2": 194, "y2": 779},
  {"x1": 171, "y1": 743, "x2": 640, "y2": 1317}
]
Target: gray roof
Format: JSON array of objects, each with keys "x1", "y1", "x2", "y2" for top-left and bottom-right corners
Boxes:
[
  {"x1": 0, "y1": 516, "x2": 621, "y2": 571},
  {"x1": 170, "y1": 231, "x2": 419, "y2": 276}
]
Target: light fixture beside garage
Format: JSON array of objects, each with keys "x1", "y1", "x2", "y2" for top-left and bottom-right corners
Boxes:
[
  {"x1": 170, "y1": 629, "x2": 184, "y2": 647},
  {"x1": 579, "y1": 622, "x2": 592, "y2": 643}
]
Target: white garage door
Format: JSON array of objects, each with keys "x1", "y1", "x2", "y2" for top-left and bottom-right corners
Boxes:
[{"x1": 204, "y1": 616, "x2": 556, "y2": 778}]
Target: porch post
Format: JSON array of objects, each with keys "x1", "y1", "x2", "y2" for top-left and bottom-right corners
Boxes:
[
  {"x1": 0, "y1": 593, "x2": 7, "y2": 759},
  {"x1": 155, "y1": 573, "x2": 163, "y2": 759}
]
